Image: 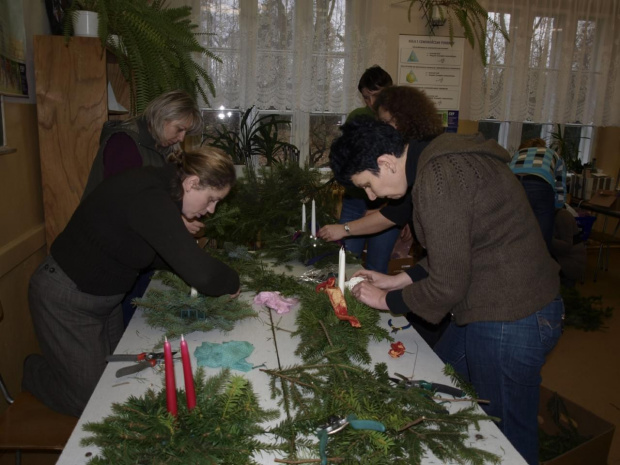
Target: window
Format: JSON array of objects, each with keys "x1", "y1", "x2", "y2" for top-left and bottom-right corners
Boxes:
[
  {"x1": 520, "y1": 123, "x2": 543, "y2": 145},
  {"x1": 472, "y1": 1, "x2": 618, "y2": 127},
  {"x1": 478, "y1": 120, "x2": 501, "y2": 143},
  {"x1": 197, "y1": 0, "x2": 379, "y2": 166}
]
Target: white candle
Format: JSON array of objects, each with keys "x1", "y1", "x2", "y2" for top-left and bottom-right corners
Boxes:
[
  {"x1": 338, "y1": 246, "x2": 346, "y2": 295},
  {"x1": 190, "y1": 287, "x2": 198, "y2": 297},
  {"x1": 302, "y1": 202, "x2": 306, "y2": 232},
  {"x1": 311, "y1": 199, "x2": 316, "y2": 237}
]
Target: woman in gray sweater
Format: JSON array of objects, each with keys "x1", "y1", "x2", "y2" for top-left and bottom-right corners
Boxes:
[{"x1": 329, "y1": 118, "x2": 563, "y2": 465}]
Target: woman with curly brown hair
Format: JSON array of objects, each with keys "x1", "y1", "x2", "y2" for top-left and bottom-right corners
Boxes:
[{"x1": 372, "y1": 85, "x2": 444, "y2": 141}]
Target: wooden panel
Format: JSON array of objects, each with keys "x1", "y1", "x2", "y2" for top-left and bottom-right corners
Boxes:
[{"x1": 34, "y1": 36, "x2": 108, "y2": 250}]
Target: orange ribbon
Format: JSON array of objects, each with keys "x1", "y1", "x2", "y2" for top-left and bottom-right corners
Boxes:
[{"x1": 315, "y1": 277, "x2": 361, "y2": 328}]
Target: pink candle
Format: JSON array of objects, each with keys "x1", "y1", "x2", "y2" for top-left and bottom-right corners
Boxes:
[
  {"x1": 164, "y1": 336, "x2": 177, "y2": 416},
  {"x1": 180, "y1": 334, "x2": 196, "y2": 410}
]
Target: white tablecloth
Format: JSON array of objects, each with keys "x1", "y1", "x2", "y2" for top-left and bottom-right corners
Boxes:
[{"x1": 57, "y1": 262, "x2": 526, "y2": 464}]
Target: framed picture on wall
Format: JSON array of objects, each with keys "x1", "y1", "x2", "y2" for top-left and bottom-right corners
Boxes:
[{"x1": 0, "y1": 0, "x2": 29, "y2": 97}]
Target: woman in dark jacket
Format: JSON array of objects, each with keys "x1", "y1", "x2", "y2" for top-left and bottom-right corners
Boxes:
[{"x1": 23, "y1": 147, "x2": 240, "y2": 417}]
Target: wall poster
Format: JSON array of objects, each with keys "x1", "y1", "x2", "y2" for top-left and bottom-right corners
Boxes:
[
  {"x1": 0, "y1": 0, "x2": 28, "y2": 97},
  {"x1": 398, "y1": 35, "x2": 464, "y2": 129}
]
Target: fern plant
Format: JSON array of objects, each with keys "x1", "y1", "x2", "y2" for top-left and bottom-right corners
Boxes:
[
  {"x1": 408, "y1": 0, "x2": 509, "y2": 66},
  {"x1": 64, "y1": 0, "x2": 221, "y2": 114}
]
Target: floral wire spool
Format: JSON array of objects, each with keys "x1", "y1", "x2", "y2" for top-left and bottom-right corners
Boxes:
[{"x1": 179, "y1": 309, "x2": 208, "y2": 320}]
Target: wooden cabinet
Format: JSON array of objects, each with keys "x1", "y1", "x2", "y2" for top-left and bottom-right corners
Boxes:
[{"x1": 34, "y1": 35, "x2": 128, "y2": 250}]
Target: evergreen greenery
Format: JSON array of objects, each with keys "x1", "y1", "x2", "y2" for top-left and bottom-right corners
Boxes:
[
  {"x1": 202, "y1": 163, "x2": 346, "y2": 268},
  {"x1": 80, "y1": 368, "x2": 282, "y2": 464},
  {"x1": 538, "y1": 391, "x2": 592, "y2": 462},
  {"x1": 136, "y1": 271, "x2": 258, "y2": 343},
  {"x1": 560, "y1": 286, "x2": 614, "y2": 331},
  {"x1": 64, "y1": 0, "x2": 220, "y2": 114},
  {"x1": 114, "y1": 249, "x2": 503, "y2": 464},
  {"x1": 265, "y1": 362, "x2": 500, "y2": 465}
]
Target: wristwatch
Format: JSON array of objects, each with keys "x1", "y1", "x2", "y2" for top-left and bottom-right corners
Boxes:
[{"x1": 344, "y1": 223, "x2": 351, "y2": 235}]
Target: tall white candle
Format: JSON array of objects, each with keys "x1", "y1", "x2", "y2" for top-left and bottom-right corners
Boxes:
[
  {"x1": 302, "y1": 202, "x2": 306, "y2": 232},
  {"x1": 311, "y1": 199, "x2": 316, "y2": 237},
  {"x1": 338, "y1": 246, "x2": 346, "y2": 294}
]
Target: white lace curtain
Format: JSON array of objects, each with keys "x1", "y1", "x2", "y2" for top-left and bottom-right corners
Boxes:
[
  {"x1": 192, "y1": 0, "x2": 388, "y2": 114},
  {"x1": 470, "y1": 0, "x2": 620, "y2": 126}
]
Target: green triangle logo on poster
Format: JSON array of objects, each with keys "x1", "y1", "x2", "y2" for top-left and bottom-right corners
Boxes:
[{"x1": 408, "y1": 50, "x2": 419, "y2": 62}]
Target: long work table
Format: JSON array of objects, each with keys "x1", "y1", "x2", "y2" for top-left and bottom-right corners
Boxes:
[{"x1": 57, "y1": 261, "x2": 526, "y2": 464}]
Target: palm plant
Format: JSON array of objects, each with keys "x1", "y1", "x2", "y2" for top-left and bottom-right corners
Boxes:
[
  {"x1": 203, "y1": 107, "x2": 298, "y2": 167},
  {"x1": 64, "y1": 0, "x2": 220, "y2": 114},
  {"x1": 550, "y1": 124, "x2": 583, "y2": 173}
]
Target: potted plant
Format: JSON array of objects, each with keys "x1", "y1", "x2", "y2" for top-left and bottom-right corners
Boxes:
[
  {"x1": 64, "y1": 0, "x2": 220, "y2": 114},
  {"x1": 407, "y1": 0, "x2": 509, "y2": 66},
  {"x1": 203, "y1": 106, "x2": 298, "y2": 171},
  {"x1": 550, "y1": 124, "x2": 583, "y2": 173},
  {"x1": 65, "y1": 0, "x2": 100, "y2": 37}
]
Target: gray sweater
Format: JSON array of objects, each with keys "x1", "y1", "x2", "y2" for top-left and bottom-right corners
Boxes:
[{"x1": 398, "y1": 133, "x2": 560, "y2": 325}]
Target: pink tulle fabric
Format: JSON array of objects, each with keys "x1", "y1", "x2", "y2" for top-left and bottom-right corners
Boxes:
[{"x1": 253, "y1": 291, "x2": 299, "y2": 314}]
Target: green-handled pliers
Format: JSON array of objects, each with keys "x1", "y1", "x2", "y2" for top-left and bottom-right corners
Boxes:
[{"x1": 316, "y1": 414, "x2": 385, "y2": 465}]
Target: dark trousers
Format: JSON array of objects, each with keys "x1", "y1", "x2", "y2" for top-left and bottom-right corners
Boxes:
[{"x1": 22, "y1": 255, "x2": 124, "y2": 417}]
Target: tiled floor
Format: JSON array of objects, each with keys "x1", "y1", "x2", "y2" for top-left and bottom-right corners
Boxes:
[{"x1": 542, "y1": 246, "x2": 620, "y2": 464}]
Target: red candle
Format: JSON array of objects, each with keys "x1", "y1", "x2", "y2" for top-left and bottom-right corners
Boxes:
[
  {"x1": 180, "y1": 334, "x2": 196, "y2": 410},
  {"x1": 164, "y1": 336, "x2": 177, "y2": 416}
]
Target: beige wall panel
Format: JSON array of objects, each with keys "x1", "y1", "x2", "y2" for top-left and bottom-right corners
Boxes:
[
  {"x1": 594, "y1": 127, "x2": 620, "y2": 184},
  {"x1": 0, "y1": 103, "x2": 44, "y2": 248}
]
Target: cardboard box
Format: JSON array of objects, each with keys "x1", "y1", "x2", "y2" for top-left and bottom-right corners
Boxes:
[
  {"x1": 387, "y1": 257, "x2": 416, "y2": 275},
  {"x1": 569, "y1": 174, "x2": 615, "y2": 200},
  {"x1": 588, "y1": 189, "x2": 620, "y2": 210},
  {"x1": 539, "y1": 386, "x2": 615, "y2": 465}
]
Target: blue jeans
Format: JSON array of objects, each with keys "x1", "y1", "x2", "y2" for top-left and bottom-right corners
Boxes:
[
  {"x1": 434, "y1": 296, "x2": 564, "y2": 465},
  {"x1": 339, "y1": 196, "x2": 400, "y2": 274},
  {"x1": 519, "y1": 177, "x2": 555, "y2": 254}
]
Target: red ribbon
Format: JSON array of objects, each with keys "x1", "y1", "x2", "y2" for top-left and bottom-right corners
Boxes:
[{"x1": 315, "y1": 277, "x2": 361, "y2": 328}]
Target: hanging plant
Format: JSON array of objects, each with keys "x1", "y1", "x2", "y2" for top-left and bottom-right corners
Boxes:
[
  {"x1": 64, "y1": 0, "x2": 221, "y2": 114},
  {"x1": 408, "y1": 0, "x2": 509, "y2": 66}
]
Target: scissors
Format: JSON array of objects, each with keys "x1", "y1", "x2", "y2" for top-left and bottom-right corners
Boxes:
[
  {"x1": 389, "y1": 372, "x2": 465, "y2": 398},
  {"x1": 106, "y1": 352, "x2": 176, "y2": 378}
]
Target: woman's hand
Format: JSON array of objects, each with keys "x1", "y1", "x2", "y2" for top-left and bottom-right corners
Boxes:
[
  {"x1": 182, "y1": 216, "x2": 205, "y2": 236},
  {"x1": 352, "y1": 269, "x2": 398, "y2": 291},
  {"x1": 351, "y1": 281, "x2": 389, "y2": 310},
  {"x1": 228, "y1": 288, "x2": 241, "y2": 299},
  {"x1": 400, "y1": 224, "x2": 413, "y2": 242},
  {"x1": 317, "y1": 224, "x2": 347, "y2": 242}
]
